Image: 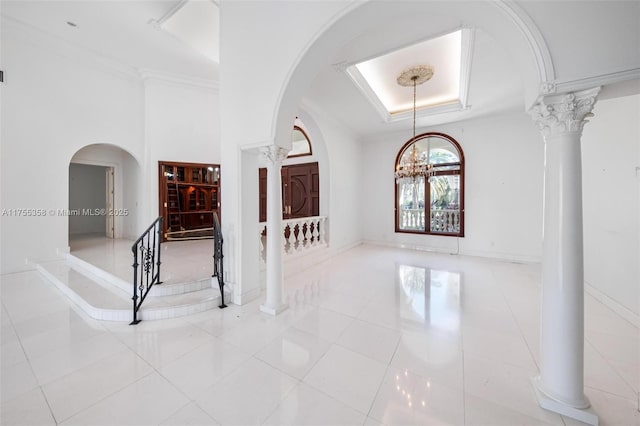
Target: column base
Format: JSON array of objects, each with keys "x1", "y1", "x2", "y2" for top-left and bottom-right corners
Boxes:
[
  {"x1": 532, "y1": 377, "x2": 598, "y2": 426},
  {"x1": 260, "y1": 302, "x2": 288, "y2": 316}
]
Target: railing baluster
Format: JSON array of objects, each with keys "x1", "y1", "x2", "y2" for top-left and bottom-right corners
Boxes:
[
  {"x1": 258, "y1": 215, "x2": 328, "y2": 260},
  {"x1": 283, "y1": 223, "x2": 289, "y2": 254},
  {"x1": 259, "y1": 225, "x2": 266, "y2": 264},
  {"x1": 287, "y1": 223, "x2": 296, "y2": 253},
  {"x1": 319, "y1": 217, "x2": 326, "y2": 245},
  {"x1": 312, "y1": 218, "x2": 319, "y2": 246},
  {"x1": 130, "y1": 216, "x2": 163, "y2": 325},
  {"x1": 211, "y1": 212, "x2": 227, "y2": 309},
  {"x1": 290, "y1": 220, "x2": 298, "y2": 252}
]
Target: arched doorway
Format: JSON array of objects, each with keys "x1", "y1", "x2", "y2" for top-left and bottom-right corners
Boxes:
[
  {"x1": 68, "y1": 143, "x2": 141, "y2": 244},
  {"x1": 220, "y1": 0, "x2": 553, "y2": 306}
]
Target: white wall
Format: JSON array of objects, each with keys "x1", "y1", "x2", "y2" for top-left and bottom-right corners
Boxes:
[
  {"x1": 362, "y1": 111, "x2": 544, "y2": 262},
  {"x1": 143, "y1": 78, "x2": 220, "y2": 224},
  {"x1": 582, "y1": 92, "x2": 640, "y2": 319},
  {"x1": 296, "y1": 107, "x2": 363, "y2": 252},
  {"x1": 68, "y1": 164, "x2": 107, "y2": 235},
  {"x1": 0, "y1": 19, "x2": 221, "y2": 273},
  {"x1": 122, "y1": 153, "x2": 143, "y2": 240},
  {"x1": 0, "y1": 19, "x2": 144, "y2": 273}
]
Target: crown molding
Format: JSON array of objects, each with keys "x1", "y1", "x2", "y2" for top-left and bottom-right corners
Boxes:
[
  {"x1": 138, "y1": 69, "x2": 219, "y2": 91},
  {"x1": 529, "y1": 67, "x2": 640, "y2": 110},
  {"x1": 553, "y1": 68, "x2": 640, "y2": 95}
]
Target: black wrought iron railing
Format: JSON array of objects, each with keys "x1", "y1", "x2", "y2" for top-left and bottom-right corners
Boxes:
[
  {"x1": 130, "y1": 216, "x2": 163, "y2": 325},
  {"x1": 212, "y1": 212, "x2": 227, "y2": 309}
]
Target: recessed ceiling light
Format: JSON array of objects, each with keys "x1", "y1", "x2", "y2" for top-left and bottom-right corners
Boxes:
[
  {"x1": 344, "y1": 28, "x2": 474, "y2": 122},
  {"x1": 66, "y1": 21, "x2": 78, "y2": 28}
]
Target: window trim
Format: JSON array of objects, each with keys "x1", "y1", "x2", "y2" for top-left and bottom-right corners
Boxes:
[{"x1": 394, "y1": 132, "x2": 465, "y2": 237}]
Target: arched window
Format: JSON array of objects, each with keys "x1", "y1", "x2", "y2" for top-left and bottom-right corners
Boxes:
[
  {"x1": 288, "y1": 126, "x2": 312, "y2": 158},
  {"x1": 395, "y1": 132, "x2": 464, "y2": 236}
]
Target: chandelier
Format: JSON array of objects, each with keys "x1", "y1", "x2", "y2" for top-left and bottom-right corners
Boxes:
[{"x1": 394, "y1": 65, "x2": 435, "y2": 183}]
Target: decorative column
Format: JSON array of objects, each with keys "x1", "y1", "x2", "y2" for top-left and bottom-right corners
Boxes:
[
  {"x1": 260, "y1": 145, "x2": 289, "y2": 315},
  {"x1": 530, "y1": 87, "x2": 600, "y2": 426}
]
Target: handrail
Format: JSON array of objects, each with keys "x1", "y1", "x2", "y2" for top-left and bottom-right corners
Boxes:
[
  {"x1": 212, "y1": 212, "x2": 227, "y2": 308},
  {"x1": 130, "y1": 216, "x2": 163, "y2": 325}
]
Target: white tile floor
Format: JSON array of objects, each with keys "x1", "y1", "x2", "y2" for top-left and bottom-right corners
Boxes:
[
  {"x1": 69, "y1": 234, "x2": 216, "y2": 286},
  {"x1": 1, "y1": 244, "x2": 639, "y2": 425}
]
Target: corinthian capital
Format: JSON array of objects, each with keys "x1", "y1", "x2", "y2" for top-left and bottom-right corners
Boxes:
[
  {"x1": 261, "y1": 145, "x2": 290, "y2": 164},
  {"x1": 530, "y1": 87, "x2": 601, "y2": 137}
]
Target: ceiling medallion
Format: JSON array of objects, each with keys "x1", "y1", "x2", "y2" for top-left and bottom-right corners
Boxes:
[{"x1": 396, "y1": 65, "x2": 434, "y2": 87}]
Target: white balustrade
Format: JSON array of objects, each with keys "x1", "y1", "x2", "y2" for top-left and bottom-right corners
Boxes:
[
  {"x1": 400, "y1": 209, "x2": 425, "y2": 230},
  {"x1": 260, "y1": 216, "x2": 328, "y2": 261},
  {"x1": 399, "y1": 208, "x2": 460, "y2": 233},
  {"x1": 430, "y1": 209, "x2": 460, "y2": 233}
]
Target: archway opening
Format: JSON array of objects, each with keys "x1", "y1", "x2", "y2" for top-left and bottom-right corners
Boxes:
[{"x1": 68, "y1": 143, "x2": 141, "y2": 249}]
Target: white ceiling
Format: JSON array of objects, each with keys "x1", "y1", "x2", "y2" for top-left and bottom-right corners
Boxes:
[
  {"x1": 352, "y1": 30, "x2": 464, "y2": 115},
  {"x1": 303, "y1": 25, "x2": 523, "y2": 138},
  {"x1": 0, "y1": 0, "x2": 219, "y2": 80},
  {"x1": 1, "y1": 0, "x2": 525, "y2": 139}
]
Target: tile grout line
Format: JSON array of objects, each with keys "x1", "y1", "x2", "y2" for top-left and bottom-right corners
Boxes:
[{"x1": 1, "y1": 297, "x2": 59, "y2": 425}]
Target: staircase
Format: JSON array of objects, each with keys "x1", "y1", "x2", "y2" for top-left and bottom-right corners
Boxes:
[{"x1": 37, "y1": 254, "x2": 225, "y2": 322}]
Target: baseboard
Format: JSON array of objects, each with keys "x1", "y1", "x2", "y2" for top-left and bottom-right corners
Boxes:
[
  {"x1": 585, "y1": 282, "x2": 639, "y2": 328},
  {"x1": 232, "y1": 286, "x2": 261, "y2": 306},
  {"x1": 460, "y1": 248, "x2": 540, "y2": 263},
  {"x1": 363, "y1": 239, "x2": 456, "y2": 255},
  {"x1": 362, "y1": 239, "x2": 540, "y2": 263}
]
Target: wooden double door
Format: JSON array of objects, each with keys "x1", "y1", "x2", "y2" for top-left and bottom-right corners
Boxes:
[{"x1": 259, "y1": 162, "x2": 319, "y2": 222}]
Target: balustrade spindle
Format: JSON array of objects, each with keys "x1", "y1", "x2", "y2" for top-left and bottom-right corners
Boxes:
[
  {"x1": 259, "y1": 225, "x2": 266, "y2": 264},
  {"x1": 258, "y1": 216, "x2": 328, "y2": 259},
  {"x1": 312, "y1": 220, "x2": 317, "y2": 245},
  {"x1": 292, "y1": 222, "x2": 299, "y2": 249},
  {"x1": 318, "y1": 218, "x2": 324, "y2": 244},
  {"x1": 282, "y1": 223, "x2": 293, "y2": 253}
]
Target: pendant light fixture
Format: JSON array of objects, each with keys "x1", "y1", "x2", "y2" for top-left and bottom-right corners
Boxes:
[{"x1": 394, "y1": 65, "x2": 435, "y2": 183}]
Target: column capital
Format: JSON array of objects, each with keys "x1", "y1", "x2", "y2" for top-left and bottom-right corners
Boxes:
[
  {"x1": 530, "y1": 87, "x2": 601, "y2": 137},
  {"x1": 260, "y1": 145, "x2": 290, "y2": 165}
]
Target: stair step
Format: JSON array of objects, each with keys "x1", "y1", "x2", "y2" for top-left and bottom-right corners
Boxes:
[
  {"x1": 37, "y1": 259, "x2": 225, "y2": 322},
  {"x1": 67, "y1": 254, "x2": 212, "y2": 297}
]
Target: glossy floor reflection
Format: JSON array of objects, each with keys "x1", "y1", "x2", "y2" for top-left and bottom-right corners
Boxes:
[
  {"x1": 69, "y1": 234, "x2": 215, "y2": 285},
  {"x1": 2, "y1": 244, "x2": 638, "y2": 425}
]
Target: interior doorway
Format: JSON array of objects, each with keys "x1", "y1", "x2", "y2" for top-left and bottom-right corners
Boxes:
[
  {"x1": 69, "y1": 163, "x2": 112, "y2": 238},
  {"x1": 259, "y1": 161, "x2": 319, "y2": 221},
  {"x1": 105, "y1": 167, "x2": 114, "y2": 238},
  {"x1": 158, "y1": 161, "x2": 221, "y2": 241}
]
